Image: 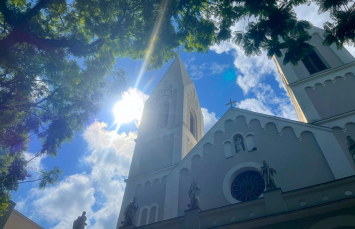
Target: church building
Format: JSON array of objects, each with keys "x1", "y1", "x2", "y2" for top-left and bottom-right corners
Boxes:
[{"x1": 117, "y1": 27, "x2": 355, "y2": 229}]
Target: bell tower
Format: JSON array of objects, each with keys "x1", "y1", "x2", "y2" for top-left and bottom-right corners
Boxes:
[
  {"x1": 128, "y1": 55, "x2": 204, "y2": 178},
  {"x1": 273, "y1": 26, "x2": 355, "y2": 128}
]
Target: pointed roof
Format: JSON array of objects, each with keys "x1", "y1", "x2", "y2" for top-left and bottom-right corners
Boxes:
[{"x1": 160, "y1": 55, "x2": 193, "y2": 86}]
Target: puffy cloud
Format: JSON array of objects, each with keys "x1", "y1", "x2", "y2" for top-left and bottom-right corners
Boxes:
[
  {"x1": 16, "y1": 120, "x2": 137, "y2": 229},
  {"x1": 188, "y1": 61, "x2": 230, "y2": 81},
  {"x1": 32, "y1": 174, "x2": 95, "y2": 228},
  {"x1": 237, "y1": 98, "x2": 274, "y2": 116},
  {"x1": 237, "y1": 84, "x2": 298, "y2": 121},
  {"x1": 23, "y1": 152, "x2": 46, "y2": 178},
  {"x1": 202, "y1": 108, "x2": 218, "y2": 133}
]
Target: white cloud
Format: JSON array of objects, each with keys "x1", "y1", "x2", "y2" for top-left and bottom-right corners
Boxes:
[
  {"x1": 210, "y1": 62, "x2": 230, "y2": 75},
  {"x1": 202, "y1": 108, "x2": 218, "y2": 133},
  {"x1": 237, "y1": 98, "x2": 274, "y2": 116},
  {"x1": 17, "y1": 121, "x2": 137, "y2": 229},
  {"x1": 32, "y1": 174, "x2": 95, "y2": 228},
  {"x1": 188, "y1": 61, "x2": 230, "y2": 81},
  {"x1": 23, "y1": 152, "x2": 46, "y2": 178}
]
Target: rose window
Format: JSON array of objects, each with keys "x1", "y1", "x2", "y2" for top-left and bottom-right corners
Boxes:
[{"x1": 230, "y1": 171, "x2": 265, "y2": 202}]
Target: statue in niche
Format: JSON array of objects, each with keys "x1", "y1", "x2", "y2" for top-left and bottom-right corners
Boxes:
[
  {"x1": 234, "y1": 136, "x2": 244, "y2": 153},
  {"x1": 347, "y1": 136, "x2": 355, "y2": 163},
  {"x1": 121, "y1": 197, "x2": 139, "y2": 226},
  {"x1": 260, "y1": 160, "x2": 278, "y2": 191},
  {"x1": 188, "y1": 181, "x2": 200, "y2": 209},
  {"x1": 73, "y1": 211, "x2": 87, "y2": 229}
]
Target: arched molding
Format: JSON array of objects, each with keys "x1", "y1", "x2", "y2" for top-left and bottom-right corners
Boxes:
[
  {"x1": 130, "y1": 166, "x2": 173, "y2": 188},
  {"x1": 222, "y1": 139, "x2": 233, "y2": 145},
  {"x1": 244, "y1": 132, "x2": 255, "y2": 137},
  {"x1": 137, "y1": 205, "x2": 150, "y2": 226},
  {"x1": 225, "y1": 114, "x2": 321, "y2": 139},
  {"x1": 302, "y1": 71, "x2": 354, "y2": 90},
  {"x1": 222, "y1": 162, "x2": 263, "y2": 204},
  {"x1": 235, "y1": 115, "x2": 248, "y2": 124},
  {"x1": 280, "y1": 126, "x2": 295, "y2": 135},
  {"x1": 224, "y1": 119, "x2": 236, "y2": 127},
  {"x1": 231, "y1": 131, "x2": 244, "y2": 138},
  {"x1": 137, "y1": 203, "x2": 160, "y2": 226},
  {"x1": 309, "y1": 215, "x2": 355, "y2": 229},
  {"x1": 332, "y1": 121, "x2": 355, "y2": 133},
  {"x1": 179, "y1": 167, "x2": 191, "y2": 175},
  {"x1": 152, "y1": 178, "x2": 160, "y2": 184},
  {"x1": 143, "y1": 181, "x2": 152, "y2": 189},
  {"x1": 263, "y1": 122, "x2": 281, "y2": 133},
  {"x1": 147, "y1": 203, "x2": 159, "y2": 224}
]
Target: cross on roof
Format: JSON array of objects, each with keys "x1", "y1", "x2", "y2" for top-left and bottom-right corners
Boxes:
[{"x1": 226, "y1": 99, "x2": 238, "y2": 108}]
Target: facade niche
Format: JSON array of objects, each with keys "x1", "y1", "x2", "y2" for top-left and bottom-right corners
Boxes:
[
  {"x1": 223, "y1": 141, "x2": 233, "y2": 158},
  {"x1": 245, "y1": 134, "x2": 257, "y2": 152},
  {"x1": 233, "y1": 134, "x2": 245, "y2": 153},
  {"x1": 138, "y1": 204, "x2": 159, "y2": 226},
  {"x1": 157, "y1": 101, "x2": 169, "y2": 129}
]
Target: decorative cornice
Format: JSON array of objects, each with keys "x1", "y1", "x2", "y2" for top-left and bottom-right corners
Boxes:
[{"x1": 288, "y1": 61, "x2": 355, "y2": 87}]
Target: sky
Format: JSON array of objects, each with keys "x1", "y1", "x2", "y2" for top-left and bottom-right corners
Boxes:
[{"x1": 11, "y1": 3, "x2": 355, "y2": 229}]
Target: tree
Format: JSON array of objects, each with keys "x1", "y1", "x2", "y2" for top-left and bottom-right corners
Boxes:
[
  {"x1": 314, "y1": 0, "x2": 355, "y2": 49},
  {"x1": 0, "y1": 0, "x2": 214, "y2": 215},
  {"x1": 1, "y1": 0, "x2": 354, "y2": 216}
]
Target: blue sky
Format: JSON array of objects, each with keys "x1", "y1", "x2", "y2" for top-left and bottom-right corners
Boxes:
[{"x1": 11, "y1": 3, "x2": 355, "y2": 229}]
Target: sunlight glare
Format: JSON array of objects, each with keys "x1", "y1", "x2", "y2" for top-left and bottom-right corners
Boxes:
[{"x1": 113, "y1": 88, "x2": 146, "y2": 128}]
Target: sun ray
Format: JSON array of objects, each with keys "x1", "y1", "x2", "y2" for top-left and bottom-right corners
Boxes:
[{"x1": 134, "y1": 0, "x2": 170, "y2": 89}]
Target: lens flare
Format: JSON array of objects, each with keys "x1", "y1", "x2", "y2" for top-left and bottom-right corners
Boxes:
[{"x1": 113, "y1": 88, "x2": 147, "y2": 129}]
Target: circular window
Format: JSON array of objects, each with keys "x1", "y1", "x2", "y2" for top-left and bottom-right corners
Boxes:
[{"x1": 230, "y1": 171, "x2": 265, "y2": 202}]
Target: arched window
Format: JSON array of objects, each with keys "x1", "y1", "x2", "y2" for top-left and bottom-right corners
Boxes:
[
  {"x1": 233, "y1": 134, "x2": 245, "y2": 153},
  {"x1": 245, "y1": 134, "x2": 257, "y2": 152},
  {"x1": 190, "y1": 109, "x2": 197, "y2": 139},
  {"x1": 301, "y1": 49, "x2": 328, "y2": 74},
  {"x1": 157, "y1": 102, "x2": 169, "y2": 129}
]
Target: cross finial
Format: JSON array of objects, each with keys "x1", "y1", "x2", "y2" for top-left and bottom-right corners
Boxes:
[{"x1": 226, "y1": 99, "x2": 237, "y2": 108}]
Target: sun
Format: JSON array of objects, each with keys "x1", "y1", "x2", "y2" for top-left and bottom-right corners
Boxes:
[{"x1": 113, "y1": 88, "x2": 146, "y2": 127}]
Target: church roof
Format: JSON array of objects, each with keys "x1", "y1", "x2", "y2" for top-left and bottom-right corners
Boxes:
[{"x1": 159, "y1": 55, "x2": 193, "y2": 86}]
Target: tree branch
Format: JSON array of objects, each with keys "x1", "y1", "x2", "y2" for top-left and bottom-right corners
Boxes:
[
  {"x1": 0, "y1": 1, "x2": 15, "y2": 26},
  {"x1": 16, "y1": 0, "x2": 52, "y2": 27},
  {"x1": 18, "y1": 179, "x2": 42, "y2": 184}
]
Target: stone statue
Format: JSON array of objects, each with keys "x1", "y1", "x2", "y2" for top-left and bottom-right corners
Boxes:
[
  {"x1": 260, "y1": 160, "x2": 278, "y2": 191},
  {"x1": 73, "y1": 211, "x2": 87, "y2": 229},
  {"x1": 235, "y1": 137, "x2": 244, "y2": 152},
  {"x1": 121, "y1": 197, "x2": 139, "y2": 226},
  {"x1": 347, "y1": 136, "x2": 355, "y2": 163},
  {"x1": 188, "y1": 181, "x2": 200, "y2": 209}
]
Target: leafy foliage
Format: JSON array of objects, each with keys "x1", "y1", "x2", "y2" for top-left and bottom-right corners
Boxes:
[
  {"x1": 0, "y1": 0, "x2": 354, "y2": 217},
  {"x1": 317, "y1": 0, "x2": 355, "y2": 48},
  {"x1": 0, "y1": 0, "x2": 214, "y2": 215},
  {"x1": 39, "y1": 167, "x2": 63, "y2": 189}
]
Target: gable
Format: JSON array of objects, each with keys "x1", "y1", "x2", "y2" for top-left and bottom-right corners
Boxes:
[{"x1": 163, "y1": 108, "x2": 354, "y2": 219}]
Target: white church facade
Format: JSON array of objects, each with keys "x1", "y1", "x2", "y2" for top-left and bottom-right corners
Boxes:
[{"x1": 117, "y1": 27, "x2": 355, "y2": 229}]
